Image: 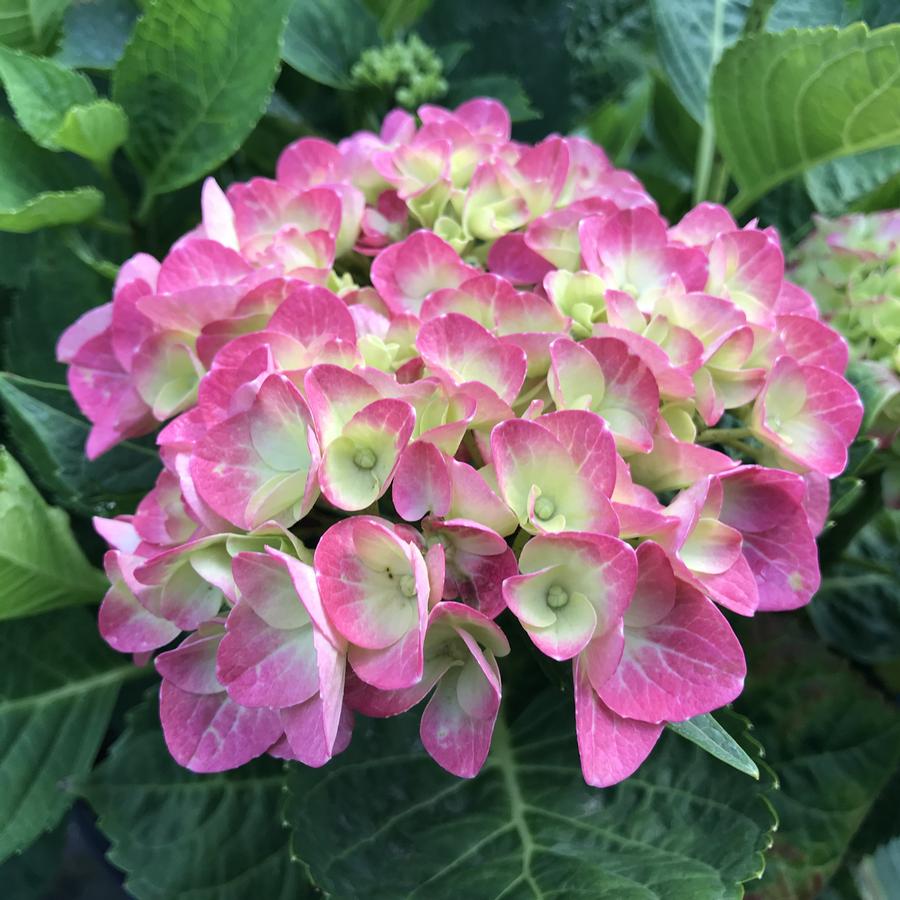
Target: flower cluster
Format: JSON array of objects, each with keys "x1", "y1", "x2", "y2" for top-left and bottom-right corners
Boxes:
[
  {"x1": 792, "y1": 212, "x2": 899, "y2": 504},
  {"x1": 792, "y1": 211, "x2": 900, "y2": 371},
  {"x1": 59, "y1": 99, "x2": 862, "y2": 786}
]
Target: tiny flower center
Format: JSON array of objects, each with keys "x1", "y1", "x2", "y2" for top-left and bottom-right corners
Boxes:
[
  {"x1": 546, "y1": 584, "x2": 569, "y2": 609},
  {"x1": 534, "y1": 495, "x2": 556, "y2": 521},
  {"x1": 399, "y1": 574, "x2": 417, "y2": 598},
  {"x1": 353, "y1": 447, "x2": 377, "y2": 470}
]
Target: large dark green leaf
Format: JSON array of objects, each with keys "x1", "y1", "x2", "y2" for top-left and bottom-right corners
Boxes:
[
  {"x1": 113, "y1": 0, "x2": 292, "y2": 202},
  {"x1": 420, "y1": 0, "x2": 574, "y2": 139},
  {"x1": 0, "y1": 821, "x2": 66, "y2": 898},
  {"x1": 82, "y1": 696, "x2": 313, "y2": 900},
  {"x1": 0, "y1": 376, "x2": 160, "y2": 518},
  {"x1": 736, "y1": 616, "x2": 900, "y2": 899},
  {"x1": 0, "y1": 447, "x2": 105, "y2": 619},
  {"x1": 282, "y1": 0, "x2": 379, "y2": 89},
  {"x1": 4, "y1": 232, "x2": 109, "y2": 384},
  {"x1": 287, "y1": 693, "x2": 775, "y2": 899},
  {"x1": 0, "y1": 607, "x2": 143, "y2": 862},
  {"x1": 712, "y1": 24, "x2": 900, "y2": 216},
  {"x1": 650, "y1": 0, "x2": 753, "y2": 124},
  {"x1": 810, "y1": 510, "x2": 900, "y2": 665}
]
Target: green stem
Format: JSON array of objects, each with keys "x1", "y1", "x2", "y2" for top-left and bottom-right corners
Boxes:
[
  {"x1": 1, "y1": 372, "x2": 70, "y2": 392},
  {"x1": 692, "y1": 0, "x2": 725, "y2": 205},
  {"x1": 818, "y1": 473, "x2": 884, "y2": 573},
  {"x1": 709, "y1": 161, "x2": 730, "y2": 205}
]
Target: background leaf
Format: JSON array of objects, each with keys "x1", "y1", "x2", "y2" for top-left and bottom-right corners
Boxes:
[
  {"x1": 0, "y1": 119, "x2": 102, "y2": 231},
  {"x1": 810, "y1": 510, "x2": 900, "y2": 665},
  {"x1": 0, "y1": 447, "x2": 105, "y2": 619},
  {"x1": 712, "y1": 24, "x2": 900, "y2": 215},
  {"x1": 0, "y1": 376, "x2": 161, "y2": 518},
  {"x1": 736, "y1": 615, "x2": 900, "y2": 900},
  {"x1": 287, "y1": 692, "x2": 775, "y2": 899},
  {"x1": 0, "y1": 607, "x2": 143, "y2": 861},
  {"x1": 282, "y1": 0, "x2": 379, "y2": 89},
  {"x1": 82, "y1": 696, "x2": 313, "y2": 900},
  {"x1": 650, "y1": 0, "x2": 753, "y2": 124},
  {"x1": 55, "y1": 0, "x2": 140, "y2": 71},
  {"x1": 0, "y1": 0, "x2": 69, "y2": 53},
  {"x1": 805, "y1": 147, "x2": 900, "y2": 216},
  {"x1": 113, "y1": 0, "x2": 292, "y2": 201}
]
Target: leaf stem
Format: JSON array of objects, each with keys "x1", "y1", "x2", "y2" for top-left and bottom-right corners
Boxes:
[{"x1": 692, "y1": 0, "x2": 725, "y2": 205}]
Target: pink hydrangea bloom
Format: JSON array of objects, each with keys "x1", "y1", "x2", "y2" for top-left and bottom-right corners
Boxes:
[{"x1": 65, "y1": 98, "x2": 860, "y2": 786}]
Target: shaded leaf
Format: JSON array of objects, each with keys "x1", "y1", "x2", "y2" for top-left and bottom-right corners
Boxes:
[
  {"x1": 113, "y1": 0, "x2": 292, "y2": 199},
  {"x1": 0, "y1": 376, "x2": 160, "y2": 518},
  {"x1": 650, "y1": 0, "x2": 753, "y2": 124},
  {"x1": 713, "y1": 24, "x2": 900, "y2": 215},
  {"x1": 0, "y1": 0, "x2": 69, "y2": 53},
  {"x1": 55, "y1": 0, "x2": 140, "y2": 70},
  {"x1": 0, "y1": 821, "x2": 66, "y2": 898},
  {"x1": 0, "y1": 607, "x2": 141, "y2": 862},
  {"x1": 805, "y1": 147, "x2": 900, "y2": 216},
  {"x1": 287, "y1": 692, "x2": 775, "y2": 899},
  {"x1": 282, "y1": 0, "x2": 379, "y2": 89},
  {"x1": 0, "y1": 119, "x2": 103, "y2": 232},
  {"x1": 445, "y1": 74, "x2": 541, "y2": 124},
  {"x1": 811, "y1": 509, "x2": 900, "y2": 665},
  {"x1": 736, "y1": 614, "x2": 900, "y2": 899},
  {"x1": 82, "y1": 695, "x2": 313, "y2": 900},
  {"x1": 668, "y1": 712, "x2": 760, "y2": 778},
  {"x1": 0, "y1": 447, "x2": 105, "y2": 619}
]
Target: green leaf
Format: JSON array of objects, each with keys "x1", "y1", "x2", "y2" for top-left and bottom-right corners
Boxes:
[
  {"x1": 0, "y1": 447, "x2": 105, "y2": 619},
  {"x1": 0, "y1": 46, "x2": 94, "y2": 145},
  {"x1": 650, "y1": 0, "x2": 754, "y2": 124},
  {"x1": 4, "y1": 232, "x2": 109, "y2": 384},
  {"x1": 113, "y1": 0, "x2": 292, "y2": 200},
  {"x1": 585, "y1": 75, "x2": 652, "y2": 166},
  {"x1": 445, "y1": 74, "x2": 541, "y2": 124},
  {"x1": 54, "y1": 99, "x2": 128, "y2": 165},
  {"x1": 0, "y1": 376, "x2": 161, "y2": 518},
  {"x1": 0, "y1": 119, "x2": 103, "y2": 232},
  {"x1": 736, "y1": 615, "x2": 900, "y2": 899},
  {"x1": 668, "y1": 712, "x2": 760, "y2": 778},
  {"x1": 0, "y1": 820, "x2": 66, "y2": 898},
  {"x1": 712, "y1": 24, "x2": 900, "y2": 216},
  {"x1": 82, "y1": 696, "x2": 314, "y2": 900},
  {"x1": 287, "y1": 693, "x2": 776, "y2": 899},
  {"x1": 55, "y1": 0, "x2": 140, "y2": 70},
  {"x1": 282, "y1": 0, "x2": 379, "y2": 89},
  {"x1": 805, "y1": 147, "x2": 900, "y2": 216},
  {"x1": 0, "y1": 607, "x2": 142, "y2": 862},
  {"x1": 364, "y1": 0, "x2": 431, "y2": 38},
  {"x1": 811, "y1": 509, "x2": 900, "y2": 665},
  {"x1": 0, "y1": 0, "x2": 69, "y2": 53}
]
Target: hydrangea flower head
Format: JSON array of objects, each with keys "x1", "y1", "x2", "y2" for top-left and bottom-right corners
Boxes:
[{"x1": 61, "y1": 100, "x2": 862, "y2": 786}]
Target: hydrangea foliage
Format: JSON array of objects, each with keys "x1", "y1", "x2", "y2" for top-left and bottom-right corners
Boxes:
[{"x1": 59, "y1": 98, "x2": 862, "y2": 787}]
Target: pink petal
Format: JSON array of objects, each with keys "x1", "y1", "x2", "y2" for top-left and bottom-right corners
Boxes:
[
  {"x1": 598, "y1": 580, "x2": 746, "y2": 722},
  {"x1": 573, "y1": 656, "x2": 663, "y2": 788},
  {"x1": 98, "y1": 551, "x2": 180, "y2": 653},
  {"x1": 159, "y1": 679, "x2": 282, "y2": 772},
  {"x1": 392, "y1": 441, "x2": 452, "y2": 521}
]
